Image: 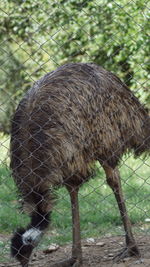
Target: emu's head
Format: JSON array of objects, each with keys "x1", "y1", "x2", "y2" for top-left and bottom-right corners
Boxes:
[{"x1": 11, "y1": 227, "x2": 42, "y2": 266}]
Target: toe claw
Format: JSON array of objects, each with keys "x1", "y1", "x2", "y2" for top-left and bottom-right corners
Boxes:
[{"x1": 113, "y1": 245, "x2": 141, "y2": 263}]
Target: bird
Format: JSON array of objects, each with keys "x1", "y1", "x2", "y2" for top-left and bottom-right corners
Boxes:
[{"x1": 10, "y1": 63, "x2": 150, "y2": 266}]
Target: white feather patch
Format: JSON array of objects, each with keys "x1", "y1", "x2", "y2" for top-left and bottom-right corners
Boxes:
[{"x1": 22, "y1": 228, "x2": 42, "y2": 245}]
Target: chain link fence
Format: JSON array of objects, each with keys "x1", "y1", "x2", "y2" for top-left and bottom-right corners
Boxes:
[{"x1": 0, "y1": 1, "x2": 150, "y2": 266}]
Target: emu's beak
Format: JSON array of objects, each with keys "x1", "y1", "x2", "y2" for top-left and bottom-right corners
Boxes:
[
  {"x1": 20, "y1": 254, "x2": 30, "y2": 267},
  {"x1": 20, "y1": 259, "x2": 29, "y2": 267}
]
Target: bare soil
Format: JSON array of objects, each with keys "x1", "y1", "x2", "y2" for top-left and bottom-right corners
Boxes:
[{"x1": 1, "y1": 235, "x2": 150, "y2": 267}]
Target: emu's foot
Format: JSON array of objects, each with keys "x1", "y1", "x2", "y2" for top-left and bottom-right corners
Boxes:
[
  {"x1": 72, "y1": 258, "x2": 82, "y2": 267},
  {"x1": 113, "y1": 245, "x2": 141, "y2": 263},
  {"x1": 49, "y1": 257, "x2": 82, "y2": 267}
]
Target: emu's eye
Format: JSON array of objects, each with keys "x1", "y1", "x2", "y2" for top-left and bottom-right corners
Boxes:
[
  {"x1": 25, "y1": 237, "x2": 32, "y2": 244},
  {"x1": 22, "y1": 235, "x2": 32, "y2": 245}
]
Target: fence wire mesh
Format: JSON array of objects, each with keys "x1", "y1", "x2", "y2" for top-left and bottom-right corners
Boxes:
[{"x1": 0, "y1": 0, "x2": 150, "y2": 267}]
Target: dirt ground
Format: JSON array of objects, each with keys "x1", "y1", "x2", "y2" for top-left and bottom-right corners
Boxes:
[{"x1": 1, "y1": 235, "x2": 150, "y2": 267}]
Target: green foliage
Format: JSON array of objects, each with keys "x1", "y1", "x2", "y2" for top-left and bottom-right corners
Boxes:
[{"x1": 0, "y1": 0, "x2": 149, "y2": 133}]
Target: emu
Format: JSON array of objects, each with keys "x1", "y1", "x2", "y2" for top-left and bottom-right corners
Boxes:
[{"x1": 10, "y1": 63, "x2": 150, "y2": 267}]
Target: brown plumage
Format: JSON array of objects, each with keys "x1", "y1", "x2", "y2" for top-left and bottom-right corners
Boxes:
[{"x1": 10, "y1": 63, "x2": 150, "y2": 267}]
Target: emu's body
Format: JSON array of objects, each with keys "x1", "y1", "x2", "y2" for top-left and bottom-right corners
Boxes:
[{"x1": 10, "y1": 63, "x2": 150, "y2": 266}]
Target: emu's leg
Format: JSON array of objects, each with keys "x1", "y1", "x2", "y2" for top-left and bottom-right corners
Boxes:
[
  {"x1": 67, "y1": 185, "x2": 82, "y2": 266},
  {"x1": 50, "y1": 186, "x2": 82, "y2": 267},
  {"x1": 103, "y1": 165, "x2": 140, "y2": 260}
]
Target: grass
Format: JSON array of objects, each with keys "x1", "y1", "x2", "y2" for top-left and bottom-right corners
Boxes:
[{"x1": 0, "y1": 134, "x2": 150, "y2": 262}]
